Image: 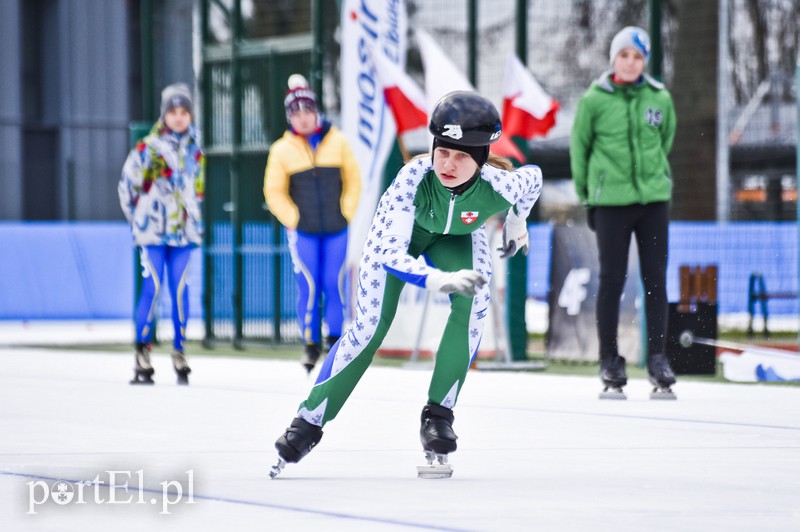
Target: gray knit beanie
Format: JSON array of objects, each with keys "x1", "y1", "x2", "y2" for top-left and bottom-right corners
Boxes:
[
  {"x1": 609, "y1": 26, "x2": 651, "y2": 67},
  {"x1": 160, "y1": 83, "x2": 193, "y2": 117}
]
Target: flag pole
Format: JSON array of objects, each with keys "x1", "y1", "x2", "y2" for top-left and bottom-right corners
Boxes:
[{"x1": 397, "y1": 135, "x2": 411, "y2": 163}]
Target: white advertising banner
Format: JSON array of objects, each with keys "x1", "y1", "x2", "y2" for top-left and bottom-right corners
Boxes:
[{"x1": 340, "y1": 0, "x2": 407, "y2": 263}]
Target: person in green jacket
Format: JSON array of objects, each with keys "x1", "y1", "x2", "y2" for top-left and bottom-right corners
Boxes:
[{"x1": 570, "y1": 26, "x2": 678, "y2": 399}]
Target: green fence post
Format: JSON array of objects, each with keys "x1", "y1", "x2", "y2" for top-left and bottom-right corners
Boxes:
[
  {"x1": 649, "y1": 0, "x2": 663, "y2": 81},
  {"x1": 505, "y1": 0, "x2": 530, "y2": 361},
  {"x1": 231, "y1": 0, "x2": 244, "y2": 349}
]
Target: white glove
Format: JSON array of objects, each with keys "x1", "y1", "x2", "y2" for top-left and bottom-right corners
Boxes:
[
  {"x1": 426, "y1": 269, "x2": 488, "y2": 297},
  {"x1": 497, "y1": 209, "x2": 529, "y2": 259}
]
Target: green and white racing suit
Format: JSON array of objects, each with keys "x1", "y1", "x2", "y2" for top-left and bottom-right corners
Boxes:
[{"x1": 297, "y1": 156, "x2": 542, "y2": 426}]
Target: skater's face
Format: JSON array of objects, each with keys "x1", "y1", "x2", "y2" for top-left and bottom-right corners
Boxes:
[
  {"x1": 164, "y1": 107, "x2": 192, "y2": 134},
  {"x1": 613, "y1": 48, "x2": 646, "y2": 83},
  {"x1": 433, "y1": 146, "x2": 479, "y2": 188},
  {"x1": 289, "y1": 108, "x2": 318, "y2": 136}
]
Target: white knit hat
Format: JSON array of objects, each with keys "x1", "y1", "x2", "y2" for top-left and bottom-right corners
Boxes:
[{"x1": 609, "y1": 26, "x2": 651, "y2": 67}]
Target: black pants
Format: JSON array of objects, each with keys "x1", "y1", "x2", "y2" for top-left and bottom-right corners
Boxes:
[{"x1": 593, "y1": 202, "x2": 669, "y2": 362}]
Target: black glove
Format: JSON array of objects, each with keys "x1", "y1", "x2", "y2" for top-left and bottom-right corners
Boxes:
[{"x1": 586, "y1": 207, "x2": 596, "y2": 232}]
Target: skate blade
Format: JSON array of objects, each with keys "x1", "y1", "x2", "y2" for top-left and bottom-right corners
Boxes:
[
  {"x1": 650, "y1": 388, "x2": 677, "y2": 400},
  {"x1": 129, "y1": 376, "x2": 154, "y2": 385},
  {"x1": 268, "y1": 457, "x2": 286, "y2": 479},
  {"x1": 417, "y1": 464, "x2": 453, "y2": 479},
  {"x1": 599, "y1": 387, "x2": 626, "y2": 400}
]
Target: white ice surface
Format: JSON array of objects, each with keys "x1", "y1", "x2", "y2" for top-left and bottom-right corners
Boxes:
[{"x1": 1, "y1": 347, "x2": 799, "y2": 531}]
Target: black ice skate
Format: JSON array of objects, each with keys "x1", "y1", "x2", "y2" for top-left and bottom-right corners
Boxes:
[
  {"x1": 129, "y1": 343, "x2": 154, "y2": 385},
  {"x1": 417, "y1": 403, "x2": 457, "y2": 479},
  {"x1": 599, "y1": 355, "x2": 628, "y2": 400},
  {"x1": 269, "y1": 417, "x2": 324, "y2": 479},
  {"x1": 648, "y1": 353, "x2": 677, "y2": 400},
  {"x1": 300, "y1": 343, "x2": 321, "y2": 374},
  {"x1": 326, "y1": 335, "x2": 340, "y2": 352},
  {"x1": 171, "y1": 350, "x2": 191, "y2": 385}
]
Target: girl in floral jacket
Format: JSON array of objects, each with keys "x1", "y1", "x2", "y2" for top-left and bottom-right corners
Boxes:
[{"x1": 118, "y1": 82, "x2": 205, "y2": 386}]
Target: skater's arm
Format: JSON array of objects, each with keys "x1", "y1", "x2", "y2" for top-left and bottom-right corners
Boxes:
[
  {"x1": 377, "y1": 158, "x2": 439, "y2": 288},
  {"x1": 118, "y1": 145, "x2": 147, "y2": 224},
  {"x1": 338, "y1": 132, "x2": 361, "y2": 223},
  {"x1": 263, "y1": 142, "x2": 300, "y2": 230},
  {"x1": 481, "y1": 164, "x2": 543, "y2": 220}
]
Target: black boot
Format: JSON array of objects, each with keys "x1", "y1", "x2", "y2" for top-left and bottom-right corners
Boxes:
[
  {"x1": 130, "y1": 342, "x2": 154, "y2": 385},
  {"x1": 326, "y1": 335, "x2": 340, "y2": 351},
  {"x1": 648, "y1": 353, "x2": 677, "y2": 388},
  {"x1": 275, "y1": 417, "x2": 324, "y2": 464},
  {"x1": 419, "y1": 403, "x2": 458, "y2": 455},
  {"x1": 599, "y1": 354, "x2": 628, "y2": 388},
  {"x1": 300, "y1": 343, "x2": 321, "y2": 374}
]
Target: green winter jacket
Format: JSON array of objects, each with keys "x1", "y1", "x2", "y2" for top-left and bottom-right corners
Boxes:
[{"x1": 570, "y1": 72, "x2": 676, "y2": 206}]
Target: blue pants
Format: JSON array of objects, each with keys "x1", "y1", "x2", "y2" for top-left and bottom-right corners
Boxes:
[
  {"x1": 135, "y1": 245, "x2": 193, "y2": 351},
  {"x1": 288, "y1": 229, "x2": 348, "y2": 345}
]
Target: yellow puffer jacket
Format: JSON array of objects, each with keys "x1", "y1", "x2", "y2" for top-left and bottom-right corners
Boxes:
[{"x1": 263, "y1": 122, "x2": 361, "y2": 234}]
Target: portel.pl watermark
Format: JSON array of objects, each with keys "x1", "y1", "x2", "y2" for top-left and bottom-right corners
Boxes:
[{"x1": 26, "y1": 469, "x2": 195, "y2": 515}]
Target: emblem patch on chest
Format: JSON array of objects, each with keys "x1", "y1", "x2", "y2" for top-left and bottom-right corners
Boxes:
[{"x1": 460, "y1": 211, "x2": 479, "y2": 225}]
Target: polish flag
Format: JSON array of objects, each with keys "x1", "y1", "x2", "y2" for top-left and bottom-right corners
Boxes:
[
  {"x1": 372, "y1": 51, "x2": 428, "y2": 135},
  {"x1": 502, "y1": 54, "x2": 559, "y2": 140},
  {"x1": 416, "y1": 29, "x2": 525, "y2": 162}
]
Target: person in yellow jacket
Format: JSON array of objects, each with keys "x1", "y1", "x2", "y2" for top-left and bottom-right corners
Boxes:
[{"x1": 264, "y1": 74, "x2": 361, "y2": 373}]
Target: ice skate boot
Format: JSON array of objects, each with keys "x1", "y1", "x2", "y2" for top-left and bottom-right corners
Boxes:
[
  {"x1": 171, "y1": 350, "x2": 191, "y2": 385},
  {"x1": 300, "y1": 343, "x2": 321, "y2": 374},
  {"x1": 599, "y1": 355, "x2": 627, "y2": 400},
  {"x1": 269, "y1": 417, "x2": 323, "y2": 479},
  {"x1": 326, "y1": 335, "x2": 340, "y2": 352},
  {"x1": 648, "y1": 353, "x2": 677, "y2": 400},
  {"x1": 417, "y1": 403, "x2": 457, "y2": 479},
  {"x1": 129, "y1": 342, "x2": 154, "y2": 385}
]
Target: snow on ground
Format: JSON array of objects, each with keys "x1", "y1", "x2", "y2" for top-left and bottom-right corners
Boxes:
[{"x1": 0, "y1": 346, "x2": 799, "y2": 531}]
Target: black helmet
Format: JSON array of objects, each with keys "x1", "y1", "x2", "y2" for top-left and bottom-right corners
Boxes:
[{"x1": 428, "y1": 90, "x2": 502, "y2": 146}]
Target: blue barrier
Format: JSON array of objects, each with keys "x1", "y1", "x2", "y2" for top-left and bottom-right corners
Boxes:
[
  {"x1": 527, "y1": 221, "x2": 798, "y2": 316},
  {"x1": 0, "y1": 222, "x2": 203, "y2": 320},
  {"x1": 0, "y1": 221, "x2": 796, "y2": 320}
]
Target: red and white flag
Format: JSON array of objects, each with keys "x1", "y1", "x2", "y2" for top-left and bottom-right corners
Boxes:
[
  {"x1": 372, "y1": 51, "x2": 428, "y2": 135},
  {"x1": 501, "y1": 54, "x2": 559, "y2": 140},
  {"x1": 416, "y1": 29, "x2": 525, "y2": 161}
]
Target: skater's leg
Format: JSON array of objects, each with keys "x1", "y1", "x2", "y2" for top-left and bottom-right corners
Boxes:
[
  {"x1": 594, "y1": 207, "x2": 635, "y2": 362},
  {"x1": 135, "y1": 245, "x2": 166, "y2": 344},
  {"x1": 320, "y1": 228, "x2": 348, "y2": 340},
  {"x1": 423, "y1": 230, "x2": 492, "y2": 408},
  {"x1": 297, "y1": 272, "x2": 405, "y2": 425},
  {"x1": 633, "y1": 202, "x2": 671, "y2": 367},
  {"x1": 288, "y1": 230, "x2": 321, "y2": 345},
  {"x1": 131, "y1": 246, "x2": 165, "y2": 384},
  {"x1": 288, "y1": 230, "x2": 323, "y2": 368},
  {"x1": 166, "y1": 246, "x2": 193, "y2": 384},
  {"x1": 165, "y1": 245, "x2": 193, "y2": 352}
]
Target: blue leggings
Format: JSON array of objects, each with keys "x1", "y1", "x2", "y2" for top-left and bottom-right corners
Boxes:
[
  {"x1": 135, "y1": 245, "x2": 193, "y2": 351},
  {"x1": 288, "y1": 229, "x2": 348, "y2": 345}
]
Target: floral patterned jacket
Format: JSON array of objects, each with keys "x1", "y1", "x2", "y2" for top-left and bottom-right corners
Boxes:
[{"x1": 118, "y1": 121, "x2": 205, "y2": 247}]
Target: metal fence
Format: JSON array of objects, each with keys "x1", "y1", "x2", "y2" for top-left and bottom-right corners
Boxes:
[{"x1": 199, "y1": 0, "x2": 799, "y2": 346}]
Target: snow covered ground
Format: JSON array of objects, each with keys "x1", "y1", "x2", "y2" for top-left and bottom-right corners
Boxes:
[{"x1": 1, "y1": 345, "x2": 799, "y2": 531}]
